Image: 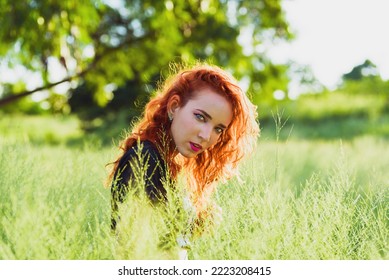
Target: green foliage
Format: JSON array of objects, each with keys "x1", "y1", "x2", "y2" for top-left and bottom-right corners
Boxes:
[
  {"x1": 287, "y1": 91, "x2": 387, "y2": 121},
  {"x1": 0, "y1": 0, "x2": 292, "y2": 124},
  {"x1": 68, "y1": 75, "x2": 153, "y2": 132},
  {"x1": 342, "y1": 77, "x2": 389, "y2": 97},
  {"x1": 0, "y1": 82, "x2": 46, "y2": 114},
  {"x1": 0, "y1": 114, "x2": 84, "y2": 145},
  {"x1": 342, "y1": 59, "x2": 379, "y2": 81},
  {"x1": 0, "y1": 0, "x2": 102, "y2": 79},
  {"x1": 282, "y1": 69, "x2": 389, "y2": 125}
]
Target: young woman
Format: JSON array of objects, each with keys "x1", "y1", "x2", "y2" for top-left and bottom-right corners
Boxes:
[{"x1": 108, "y1": 63, "x2": 259, "y2": 249}]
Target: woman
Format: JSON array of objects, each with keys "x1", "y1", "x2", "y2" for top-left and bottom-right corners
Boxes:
[{"x1": 108, "y1": 63, "x2": 259, "y2": 251}]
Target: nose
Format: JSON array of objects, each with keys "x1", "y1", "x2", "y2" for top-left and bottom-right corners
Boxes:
[{"x1": 198, "y1": 125, "x2": 212, "y2": 143}]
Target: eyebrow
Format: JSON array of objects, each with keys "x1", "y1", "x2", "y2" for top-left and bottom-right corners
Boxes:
[{"x1": 197, "y1": 109, "x2": 227, "y2": 129}]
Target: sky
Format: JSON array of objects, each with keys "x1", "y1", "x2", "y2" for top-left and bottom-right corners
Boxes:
[{"x1": 269, "y1": 0, "x2": 389, "y2": 91}]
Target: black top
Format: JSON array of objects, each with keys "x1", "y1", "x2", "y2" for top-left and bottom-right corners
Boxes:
[{"x1": 111, "y1": 140, "x2": 167, "y2": 230}]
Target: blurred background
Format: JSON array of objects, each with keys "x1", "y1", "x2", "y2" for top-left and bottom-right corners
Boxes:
[{"x1": 1, "y1": 0, "x2": 388, "y2": 145}]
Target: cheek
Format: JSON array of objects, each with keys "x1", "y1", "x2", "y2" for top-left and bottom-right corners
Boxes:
[
  {"x1": 209, "y1": 133, "x2": 221, "y2": 146},
  {"x1": 172, "y1": 112, "x2": 194, "y2": 136},
  {"x1": 178, "y1": 111, "x2": 192, "y2": 125}
]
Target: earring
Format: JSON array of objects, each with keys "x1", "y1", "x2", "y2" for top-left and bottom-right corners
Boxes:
[{"x1": 168, "y1": 114, "x2": 173, "y2": 121}]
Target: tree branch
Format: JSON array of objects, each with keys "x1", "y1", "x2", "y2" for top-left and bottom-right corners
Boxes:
[
  {"x1": 0, "y1": 78, "x2": 67, "y2": 107},
  {"x1": 0, "y1": 31, "x2": 155, "y2": 107},
  {"x1": 0, "y1": 45, "x2": 110, "y2": 107},
  {"x1": 0, "y1": 69, "x2": 86, "y2": 107}
]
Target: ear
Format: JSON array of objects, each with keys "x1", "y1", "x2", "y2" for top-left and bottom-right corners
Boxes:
[{"x1": 167, "y1": 95, "x2": 181, "y2": 116}]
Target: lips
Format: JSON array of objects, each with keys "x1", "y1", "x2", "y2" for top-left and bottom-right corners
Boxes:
[{"x1": 189, "y1": 142, "x2": 202, "y2": 152}]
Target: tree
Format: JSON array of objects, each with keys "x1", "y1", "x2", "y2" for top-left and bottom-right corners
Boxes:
[
  {"x1": 340, "y1": 59, "x2": 387, "y2": 95},
  {"x1": 342, "y1": 59, "x2": 379, "y2": 81},
  {"x1": 0, "y1": 0, "x2": 292, "y2": 123},
  {"x1": 340, "y1": 59, "x2": 389, "y2": 113}
]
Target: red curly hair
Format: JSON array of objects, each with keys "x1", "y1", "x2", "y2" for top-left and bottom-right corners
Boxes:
[{"x1": 108, "y1": 63, "x2": 259, "y2": 211}]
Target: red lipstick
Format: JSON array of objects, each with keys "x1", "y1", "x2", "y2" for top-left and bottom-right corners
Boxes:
[{"x1": 189, "y1": 142, "x2": 202, "y2": 152}]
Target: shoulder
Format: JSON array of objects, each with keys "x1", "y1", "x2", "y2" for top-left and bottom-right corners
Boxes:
[
  {"x1": 136, "y1": 140, "x2": 161, "y2": 160},
  {"x1": 120, "y1": 140, "x2": 163, "y2": 165},
  {"x1": 140, "y1": 140, "x2": 159, "y2": 155}
]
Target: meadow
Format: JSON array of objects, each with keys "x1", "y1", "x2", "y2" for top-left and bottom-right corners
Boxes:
[{"x1": 0, "y1": 114, "x2": 387, "y2": 259}]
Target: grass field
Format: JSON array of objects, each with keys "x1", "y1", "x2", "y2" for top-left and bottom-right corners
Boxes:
[{"x1": 0, "y1": 114, "x2": 388, "y2": 259}]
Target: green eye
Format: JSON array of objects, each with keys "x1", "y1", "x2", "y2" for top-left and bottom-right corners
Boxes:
[
  {"x1": 195, "y1": 113, "x2": 205, "y2": 121},
  {"x1": 215, "y1": 127, "x2": 224, "y2": 134}
]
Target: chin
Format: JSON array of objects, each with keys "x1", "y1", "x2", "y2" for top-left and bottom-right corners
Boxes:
[
  {"x1": 180, "y1": 152, "x2": 196, "y2": 158},
  {"x1": 177, "y1": 147, "x2": 197, "y2": 158}
]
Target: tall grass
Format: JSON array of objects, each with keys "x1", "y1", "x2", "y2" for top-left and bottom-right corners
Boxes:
[
  {"x1": 0, "y1": 115, "x2": 387, "y2": 259},
  {"x1": 0, "y1": 139, "x2": 114, "y2": 259},
  {"x1": 191, "y1": 138, "x2": 388, "y2": 259}
]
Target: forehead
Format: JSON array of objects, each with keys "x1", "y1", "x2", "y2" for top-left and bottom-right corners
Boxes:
[{"x1": 186, "y1": 88, "x2": 233, "y2": 124}]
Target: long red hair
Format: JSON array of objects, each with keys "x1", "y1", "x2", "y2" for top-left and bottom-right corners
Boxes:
[{"x1": 108, "y1": 63, "x2": 259, "y2": 210}]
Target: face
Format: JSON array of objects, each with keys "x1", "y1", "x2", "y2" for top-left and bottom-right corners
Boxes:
[{"x1": 170, "y1": 88, "x2": 233, "y2": 158}]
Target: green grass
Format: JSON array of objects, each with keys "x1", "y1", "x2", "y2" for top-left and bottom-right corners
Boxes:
[
  {"x1": 286, "y1": 91, "x2": 387, "y2": 121},
  {"x1": 0, "y1": 114, "x2": 82, "y2": 143},
  {"x1": 191, "y1": 138, "x2": 388, "y2": 259},
  {"x1": 0, "y1": 115, "x2": 387, "y2": 259}
]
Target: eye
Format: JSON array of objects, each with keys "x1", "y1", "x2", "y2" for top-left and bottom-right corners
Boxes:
[
  {"x1": 194, "y1": 113, "x2": 205, "y2": 122},
  {"x1": 215, "y1": 127, "x2": 224, "y2": 134}
]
